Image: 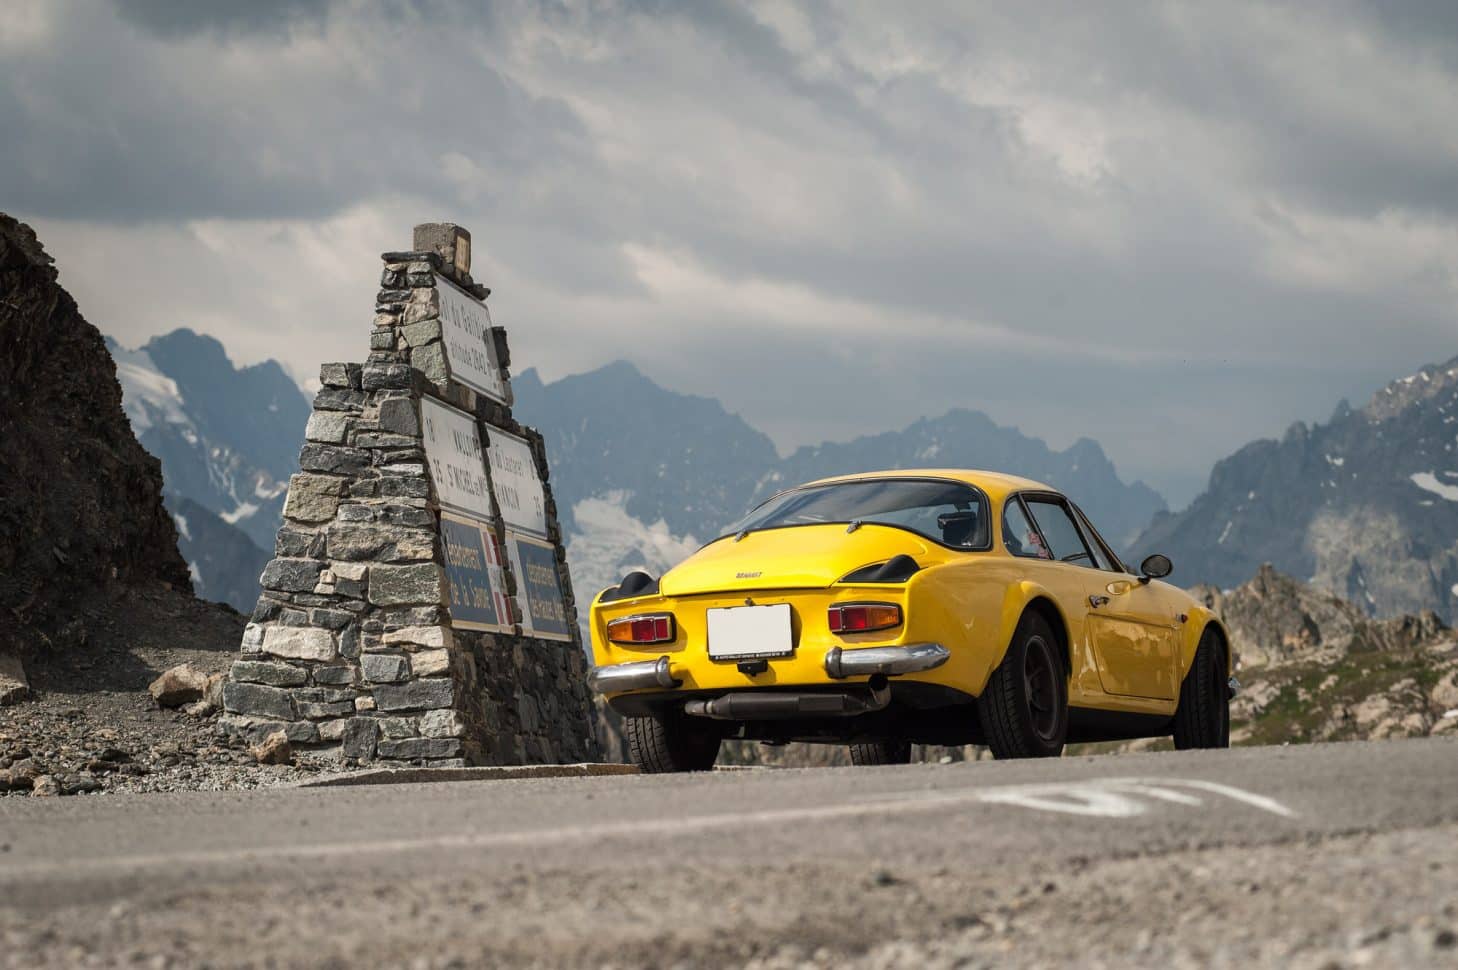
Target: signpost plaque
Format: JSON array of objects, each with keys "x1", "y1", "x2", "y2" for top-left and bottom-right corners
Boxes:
[
  {"x1": 486, "y1": 426, "x2": 548, "y2": 539},
  {"x1": 436, "y1": 274, "x2": 509, "y2": 404},
  {"x1": 440, "y1": 512, "x2": 511, "y2": 633},
  {"x1": 421, "y1": 396, "x2": 492, "y2": 519},
  {"x1": 507, "y1": 531, "x2": 571, "y2": 641}
]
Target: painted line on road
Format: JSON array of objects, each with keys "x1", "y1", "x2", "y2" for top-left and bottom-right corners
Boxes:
[
  {"x1": 293, "y1": 763, "x2": 640, "y2": 788},
  {"x1": 969, "y1": 778, "x2": 1298, "y2": 819},
  {"x1": 0, "y1": 776, "x2": 1297, "y2": 883}
]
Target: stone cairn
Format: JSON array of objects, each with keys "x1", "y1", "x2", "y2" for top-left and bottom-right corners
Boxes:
[{"x1": 220, "y1": 223, "x2": 598, "y2": 766}]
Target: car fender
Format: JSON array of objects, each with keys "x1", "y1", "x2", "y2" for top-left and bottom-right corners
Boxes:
[
  {"x1": 1175, "y1": 601, "x2": 1231, "y2": 678},
  {"x1": 994, "y1": 578, "x2": 1070, "y2": 666},
  {"x1": 1197, "y1": 611, "x2": 1234, "y2": 676},
  {"x1": 900, "y1": 566, "x2": 1070, "y2": 697}
]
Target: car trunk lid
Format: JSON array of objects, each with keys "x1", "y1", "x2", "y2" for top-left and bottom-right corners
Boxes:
[{"x1": 660, "y1": 524, "x2": 939, "y2": 595}]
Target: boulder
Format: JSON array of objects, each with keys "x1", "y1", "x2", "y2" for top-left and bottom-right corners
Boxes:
[
  {"x1": 1433, "y1": 669, "x2": 1458, "y2": 711},
  {"x1": 147, "y1": 663, "x2": 211, "y2": 708},
  {"x1": 250, "y1": 730, "x2": 294, "y2": 765},
  {"x1": 0, "y1": 652, "x2": 28, "y2": 706}
]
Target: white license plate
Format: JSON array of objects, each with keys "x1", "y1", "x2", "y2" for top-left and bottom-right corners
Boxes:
[{"x1": 707, "y1": 603, "x2": 793, "y2": 660}]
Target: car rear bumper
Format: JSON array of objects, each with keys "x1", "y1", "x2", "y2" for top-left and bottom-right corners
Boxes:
[
  {"x1": 586, "y1": 656, "x2": 680, "y2": 693},
  {"x1": 587, "y1": 642, "x2": 950, "y2": 696},
  {"x1": 824, "y1": 642, "x2": 950, "y2": 679}
]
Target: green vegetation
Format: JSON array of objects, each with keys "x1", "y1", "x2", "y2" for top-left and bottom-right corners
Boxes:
[
  {"x1": 1070, "y1": 645, "x2": 1454, "y2": 757},
  {"x1": 1233, "y1": 647, "x2": 1447, "y2": 746}
]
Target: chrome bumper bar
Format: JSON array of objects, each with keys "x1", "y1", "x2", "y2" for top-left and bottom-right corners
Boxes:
[
  {"x1": 587, "y1": 656, "x2": 679, "y2": 693},
  {"x1": 589, "y1": 642, "x2": 951, "y2": 693},
  {"x1": 824, "y1": 642, "x2": 950, "y2": 679}
]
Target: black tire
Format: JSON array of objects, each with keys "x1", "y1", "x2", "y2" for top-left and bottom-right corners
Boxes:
[
  {"x1": 848, "y1": 739, "x2": 913, "y2": 766},
  {"x1": 622, "y1": 712, "x2": 722, "y2": 773},
  {"x1": 1173, "y1": 629, "x2": 1230, "y2": 750},
  {"x1": 978, "y1": 612, "x2": 1068, "y2": 759}
]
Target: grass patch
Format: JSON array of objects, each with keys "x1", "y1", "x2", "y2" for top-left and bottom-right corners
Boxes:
[{"x1": 1071, "y1": 645, "x2": 1453, "y2": 756}]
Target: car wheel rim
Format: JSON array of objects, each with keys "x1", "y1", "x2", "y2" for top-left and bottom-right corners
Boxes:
[{"x1": 1023, "y1": 635, "x2": 1059, "y2": 741}]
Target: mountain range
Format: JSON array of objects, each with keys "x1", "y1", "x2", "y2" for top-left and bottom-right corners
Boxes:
[
  {"x1": 107, "y1": 329, "x2": 1458, "y2": 626},
  {"x1": 107, "y1": 329, "x2": 309, "y2": 609},
  {"x1": 511, "y1": 361, "x2": 1165, "y2": 603},
  {"x1": 109, "y1": 338, "x2": 1166, "y2": 614},
  {"x1": 1134, "y1": 356, "x2": 1458, "y2": 622}
]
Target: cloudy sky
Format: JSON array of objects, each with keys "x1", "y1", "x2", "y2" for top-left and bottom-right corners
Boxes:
[{"x1": 5, "y1": 0, "x2": 1457, "y2": 505}]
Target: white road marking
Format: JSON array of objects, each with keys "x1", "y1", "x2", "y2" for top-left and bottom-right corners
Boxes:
[
  {"x1": 0, "y1": 776, "x2": 1295, "y2": 881},
  {"x1": 972, "y1": 778, "x2": 1297, "y2": 819}
]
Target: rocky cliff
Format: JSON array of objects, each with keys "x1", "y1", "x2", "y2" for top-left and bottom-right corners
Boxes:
[
  {"x1": 0, "y1": 213, "x2": 192, "y2": 657},
  {"x1": 1134, "y1": 355, "x2": 1458, "y2": 621},
  {"x1": 1192, "y1": 564, "x2": 1448, "y2": 669}
]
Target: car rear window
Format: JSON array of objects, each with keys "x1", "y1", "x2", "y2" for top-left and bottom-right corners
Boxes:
[{"x1": 722, "y1": 479, "x2": 991, "y2": 549}]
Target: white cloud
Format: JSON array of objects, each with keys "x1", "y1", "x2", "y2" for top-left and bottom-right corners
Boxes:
[{"x1": 5, "y1": 0, "x2": 1458, "y2": 506}]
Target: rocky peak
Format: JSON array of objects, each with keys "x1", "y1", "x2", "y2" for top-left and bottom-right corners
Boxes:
[
  {"x1": 1136, "y1": 349, "x2": 1458, "y2": 622},
  {"x1": 1363, "y1": 354, "x2": 1458, "y2": 422}
]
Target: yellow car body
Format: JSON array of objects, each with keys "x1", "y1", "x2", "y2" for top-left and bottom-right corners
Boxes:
[{"x1": 588, "y1": 469, "x2": 1231, "y2": 763}]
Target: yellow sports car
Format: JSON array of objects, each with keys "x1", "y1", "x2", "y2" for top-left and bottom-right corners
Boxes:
[{"x1": 588, "y1": 470, "x2": 1233, "y2": 772}]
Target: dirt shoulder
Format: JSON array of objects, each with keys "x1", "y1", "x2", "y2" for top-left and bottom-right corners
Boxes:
[{"x1": 0, "y1": 586, "x2": 333, "y2": 796}]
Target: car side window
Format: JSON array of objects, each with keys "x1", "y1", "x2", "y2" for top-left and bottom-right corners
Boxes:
[
  {"x1": 1080, "y1": 529, "x2": 1114, "y2": 571},
  {"x1": 1003, "y1": 498, "x2": 1051, "y2": 559},
  {"x1": 1023, "y1": 498, "x2": 1096, "y2": 566},
  {"x1": 1071, "y1": 504, "x2": 1119, "y2": 572}
]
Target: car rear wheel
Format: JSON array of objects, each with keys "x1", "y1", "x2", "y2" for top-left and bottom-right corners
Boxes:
[
  {"x1": 978, "y1": 612, "x2": 1068, "y2": 759},
  {"x1": 1172, "y1": 629, "x2": 1230, "y2": 750},
  {"x1": 848, "y1": 740, "x2": 912, "y2": 766},
  {"x1": 623, "y1": 712, "x2": 722, "y2": 773}
]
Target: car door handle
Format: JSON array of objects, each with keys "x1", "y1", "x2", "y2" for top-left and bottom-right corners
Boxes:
[{"x1": 1089, "y1": 595, "x2": 1110, "y2": 608}]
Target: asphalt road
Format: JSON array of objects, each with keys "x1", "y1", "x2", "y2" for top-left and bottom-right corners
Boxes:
[{"x1": 3, "y1": 738, "x2": 1457, "y2": 968}]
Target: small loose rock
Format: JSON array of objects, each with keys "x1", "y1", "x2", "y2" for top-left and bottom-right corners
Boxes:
[{"x1": 250, "y1": 731, "x2": 294, "y2": 765}]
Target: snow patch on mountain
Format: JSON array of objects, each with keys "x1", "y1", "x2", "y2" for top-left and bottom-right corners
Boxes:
[
  {"x1": 1411, "y1": 471, "x2": 1458, "y2": 502},
  {"x1": 221, "y1": 501, "x2": 260, "y2": 525},
  {"x1": 564, "y1": 492, "x2": 701, "y2": 607},
  {"x1": 108, "y1": 340, "x2": 190, "y2": 436},
  {"x1": 104, "y1": 330, "x2": 310, "y2": 555}
]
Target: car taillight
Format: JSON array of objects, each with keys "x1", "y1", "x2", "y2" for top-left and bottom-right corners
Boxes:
[
  {"x1": 606, "y1": 613, "x2": 676, "y2": 644},
  {"x1": 828, "y1": 603, "x2": 901, "y2": 634}
]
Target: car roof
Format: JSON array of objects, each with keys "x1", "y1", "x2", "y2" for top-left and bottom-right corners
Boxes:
[{"x1": 798, "y1": 468, "x2": 1056, "y2": 502}]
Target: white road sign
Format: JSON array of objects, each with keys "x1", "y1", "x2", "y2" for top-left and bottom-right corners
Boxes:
[
  {"x1": 420, "y1": 396, "x2": 492, "y2": 519},
  {"x1": 486, "y1": 426, "x2": 547, "y2": 538},
  {"x1": 436, "y1": 274, "x2": 509, "y2": 404}
]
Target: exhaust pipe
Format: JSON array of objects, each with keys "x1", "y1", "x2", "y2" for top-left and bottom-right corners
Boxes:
[{"x1": 684, "y1": 683, "x2": 891, "y2": 720}]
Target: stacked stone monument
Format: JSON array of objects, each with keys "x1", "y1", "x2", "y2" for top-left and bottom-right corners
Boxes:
[{"x1": 220, "y1": 223, "x2": 598, "y2": 766}]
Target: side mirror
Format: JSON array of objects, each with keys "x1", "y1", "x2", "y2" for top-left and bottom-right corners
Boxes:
[{"x1": 1139, "y1": 554, "x2": 1173, "y2": 583}]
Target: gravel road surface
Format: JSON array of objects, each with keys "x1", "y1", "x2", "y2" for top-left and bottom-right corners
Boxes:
[{"x1": 2, "y1": 738, "x2": 1457, "y2": 968}]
